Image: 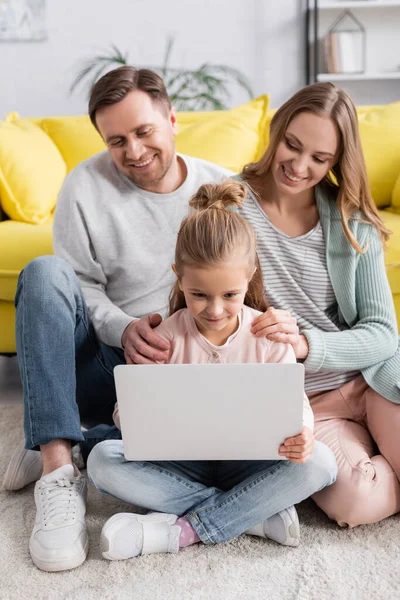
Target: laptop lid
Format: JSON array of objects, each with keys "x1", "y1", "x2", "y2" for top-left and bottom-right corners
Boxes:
[{"x1": 114, "y1": 363, "x2": 304, "y2": 461}]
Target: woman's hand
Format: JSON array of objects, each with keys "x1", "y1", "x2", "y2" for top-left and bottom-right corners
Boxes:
[
  {"x1": 251, "y1": 307, "x2": 309, "y2": 360},
  {"x1": 251, "y1": 307, "x2": 298, "y2": 342},
  {"x1": 121, "y1": 314, "x2": 170, "y2": 364},
  {"x1": 279, "y1": 426, "x2": 315, "y2": 464}
]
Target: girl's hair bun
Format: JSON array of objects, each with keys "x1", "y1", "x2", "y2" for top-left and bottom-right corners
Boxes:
[{"x1": 189, "y1": 180, "x2": 247, "y2": 212}]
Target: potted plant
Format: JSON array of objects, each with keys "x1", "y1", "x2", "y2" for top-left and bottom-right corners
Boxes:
[{"x1": 70, "y1": 38, "x2": 254, "y2": 111}]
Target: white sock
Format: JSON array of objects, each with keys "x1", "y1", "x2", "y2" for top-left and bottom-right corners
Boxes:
[
  {"x1": 41, "y1": 464, "x2": 75, "y2": 483},
  {"x1": 72, "y1": 445, "x2": 85, "y2": 470}
]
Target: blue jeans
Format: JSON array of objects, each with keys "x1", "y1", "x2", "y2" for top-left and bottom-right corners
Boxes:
[
  {"x1": 15, "y1": 255, "x2": 123, "y2": 455},
  {"x1": 88, "y1": 439, "x2": 338, "y2": 544}
]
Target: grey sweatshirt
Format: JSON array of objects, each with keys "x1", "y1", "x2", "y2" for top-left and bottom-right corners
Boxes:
[{"x1": 53, "y1": 151, "x2": 231, "y2": 348}]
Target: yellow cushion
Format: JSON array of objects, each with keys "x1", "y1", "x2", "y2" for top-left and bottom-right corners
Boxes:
[
  {"x1": 358, "y1": 102, "x2": 400, "y2": 209},
  {"x1": 381, "y1": 209, "x2": 400, "y2": 331},
  {"x1": 391, "y1": 171, "x2": 400, "y2": 210},
  {"x1": 177, "y1": 109, "x2": 219, "y2": 132},
  {"x1": 176, "y1": 95, "x2": 270, "y2": 172},
  {"x1": 356, "y1": 105, "x2": 376, "y2": 118},
  {"x1": 0, "y1": 114, "x2": 66, "y2": 224},
  {"x1": 0, "y1": 218, "x2": 53, "y2": 301},
  {"x1": 38, "y1": 116, "x2": 106, "y2": 173},
  {"x1": 381, "y1": 210, "x2": 400, "y2": 294}
]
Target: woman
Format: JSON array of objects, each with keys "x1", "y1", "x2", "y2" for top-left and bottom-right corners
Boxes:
[{"x1": 238, "y1": 81, "x2": 400, "y2": 527}]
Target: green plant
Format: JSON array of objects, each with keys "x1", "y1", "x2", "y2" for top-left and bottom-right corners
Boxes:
[{"x1": 70, "y1": 38, "x2": 254, "y2": 111}]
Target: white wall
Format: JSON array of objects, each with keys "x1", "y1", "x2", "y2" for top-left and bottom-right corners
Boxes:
[
  {"x1": 0, "y1": 0, "x2": 398, "y2": 119},
  {"x1": 0, "y1": 0, "x2": 306, "y2": 118}
]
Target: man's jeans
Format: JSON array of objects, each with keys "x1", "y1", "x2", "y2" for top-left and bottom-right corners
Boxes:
[
  {"x1": 15, "y1": 255, "x2": 123, "y2": 460},
  {"x1": 88, "y1": 439, "x2": 338, "y2": 544}
]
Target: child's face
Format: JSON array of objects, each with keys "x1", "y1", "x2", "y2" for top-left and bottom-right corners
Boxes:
[
  {"x1": 271, "y1": 111, "x2": 339, "y2": 195},
  {"x1": 176, "y1": 252, "x2": 251, "y2": 343}
]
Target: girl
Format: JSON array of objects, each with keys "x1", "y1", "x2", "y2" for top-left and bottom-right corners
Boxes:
[
  {"x1": 87, "y1": 181, "x2": 337, "y2": 560},
  {"x1": 236, "y1": 82, "x2": 400, "y2": 527}
]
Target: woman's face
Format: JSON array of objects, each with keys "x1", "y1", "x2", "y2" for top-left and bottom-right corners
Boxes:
[{"x1": 270, "y1": 112, "x2": 339, "y2": 195}]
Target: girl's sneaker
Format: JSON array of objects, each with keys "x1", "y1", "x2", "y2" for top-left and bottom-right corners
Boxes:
[
  {"x1": 246, "y1": 505, "x2": 300, "y2": 547},
  {"x1": 100, "y1": 512, "x2": 181, "y2": 560}
]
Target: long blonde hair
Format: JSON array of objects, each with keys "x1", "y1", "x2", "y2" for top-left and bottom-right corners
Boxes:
[
  {"x1": 169, "y1": 180, "x2": 268, "y2": 315},
  {"x1": 243, "y1": 82, "x2": 390, "y2": 252}
]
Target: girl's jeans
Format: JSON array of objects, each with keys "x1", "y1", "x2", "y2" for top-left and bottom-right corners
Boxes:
[
  {"x1": 15, "y1": 255, "x2": 122, "y2": 458},
  {"x1": 87, "y1": 440, "x2": 337, "y2": 544}
]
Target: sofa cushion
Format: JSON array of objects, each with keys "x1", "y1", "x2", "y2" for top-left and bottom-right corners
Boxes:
[
  {"x1": 381, "y1": 210, "x2": 400, "y2": 293},
  {"x1": 381, "y1": 209, "x2": 400, "y2": 330},
  {"x1": 391, "y1": 170, "x2": 400, "y2": 211},
  {"x1": 0, "y1": 114, "x2": 66, "y2": 224},
  {"x1": 358, "y1": 102, "x2": 400, "y2": 209},
  {"x1": 38, "y1": 116, "x2": 106, "y2": 173},
  {"x1": 175, "y1": 95, "x2": 270, "y2": 172},
  {"x1": 0, "y1": 218, "x2": 53, "y2": 301}
]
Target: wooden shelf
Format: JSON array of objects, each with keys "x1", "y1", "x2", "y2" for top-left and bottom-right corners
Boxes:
[
  {"x1": 317, "y1": 71, "x2": 400, "y2": 80},
  {"x1": 318, "y1": 1, "x2": 400, "y2": 9}
]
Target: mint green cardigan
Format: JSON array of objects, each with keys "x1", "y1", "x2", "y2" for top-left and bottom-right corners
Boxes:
[{"x1": 302, "y1": 183, "x2": 400, "y2": 404}]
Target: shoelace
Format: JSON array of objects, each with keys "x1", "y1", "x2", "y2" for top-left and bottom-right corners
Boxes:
[{"x1": 39, "y1": 476, "x2": 80, "y2": 528}]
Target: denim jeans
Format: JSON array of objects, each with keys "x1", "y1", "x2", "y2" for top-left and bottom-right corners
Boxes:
[
  {"x1": 88, "y1": 439, "x2": 338, "y2": 544},
  {"x1": 15, "y1": 255, "x2": 123, "y2": 453}
]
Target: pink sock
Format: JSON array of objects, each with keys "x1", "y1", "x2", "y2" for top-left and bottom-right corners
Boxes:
[{"x1": 176, "y1": 516, "x2": 200, "y2": 548}]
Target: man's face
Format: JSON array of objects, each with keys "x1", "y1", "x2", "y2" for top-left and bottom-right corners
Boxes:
[{"x1": 96, "y1": 90, "x2": 178, "y2": 193}]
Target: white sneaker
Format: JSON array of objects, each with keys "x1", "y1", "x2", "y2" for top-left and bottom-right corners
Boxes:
[
  {"x1": 100, "y1": 512, "x2": 180, "y2": 560},
  {"x1": 246, "y1": 505, "x2": 300, "y2": 547},
  {"x1": 2, "y1": 441, "x2": 43, "y2": 491},
  {"x1": 29, "y1": 464, "x2": 89, "y2": 572}
]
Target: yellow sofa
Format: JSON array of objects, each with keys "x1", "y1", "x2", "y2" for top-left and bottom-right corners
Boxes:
[{"x1": 2, "y1": 95, "x2": 400, "y2": 353}]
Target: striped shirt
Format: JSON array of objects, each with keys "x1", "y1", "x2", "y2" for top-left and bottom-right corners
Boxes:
[{"x1": 238, "y1": 188, "x2": 359, "y2": 393}]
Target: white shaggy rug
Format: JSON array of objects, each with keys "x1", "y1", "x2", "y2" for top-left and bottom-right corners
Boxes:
[{"x1": 1, "y1": 404, "x2": 400, "y2": 600}]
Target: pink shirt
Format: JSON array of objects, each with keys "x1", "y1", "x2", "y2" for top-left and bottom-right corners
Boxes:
[{"x1": 114, "y1": 305, "x2": 314, "y2": 430}]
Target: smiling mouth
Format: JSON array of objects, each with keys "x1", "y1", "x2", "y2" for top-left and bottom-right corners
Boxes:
[
  {"x1": 282, "y1": 165, "x2": 305, "y2": 182},
  {"x1": 126, "y1": 155, "x2": 156, "y2": 169}
]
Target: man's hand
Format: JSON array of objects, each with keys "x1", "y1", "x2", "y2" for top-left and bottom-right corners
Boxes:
[
  {"x1": 122, "y1": 314, "x2": 170, "y2": 365},
  {"x1": 251, "y1": 307, "x2": 309, "y2": 359},
  {"x1": 279, "y1": 426, "x2": 315, "y2": 464}
]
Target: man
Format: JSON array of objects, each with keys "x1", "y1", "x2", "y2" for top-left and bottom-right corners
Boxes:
[{"x1": 3, "y1": 66, "x2": 231, "y2": 572}]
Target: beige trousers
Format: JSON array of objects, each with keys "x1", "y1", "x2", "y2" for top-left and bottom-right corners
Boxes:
[{"x1": 309, "y1": 375, "x2": 400, "y2": 527}]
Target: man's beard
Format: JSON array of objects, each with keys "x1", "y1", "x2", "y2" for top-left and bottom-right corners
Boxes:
[{"x1": 125, "y1": 150, "x2": 175, "y2": 191}]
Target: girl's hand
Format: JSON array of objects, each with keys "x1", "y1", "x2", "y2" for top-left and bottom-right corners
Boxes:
[
  {"x1": 251, "y1": 307, "x2": 309, "y2": 360},
  {"x1": 279, "y1": 426, "x2": 315, "y2": 464}
]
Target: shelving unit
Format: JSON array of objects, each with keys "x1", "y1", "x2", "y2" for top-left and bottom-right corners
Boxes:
[
  {"x1": 317, "y1": 71, "x2": 400, "y2": 81},
  {"x1": 320, "y1": 1, "x2": 400, "y2": 8},
  {"x1": 306, "y1": 0, "x2": 400, "y2": 85},
  {"x1": 319, "y1": 1, "x2": 400, "y2": 8}
]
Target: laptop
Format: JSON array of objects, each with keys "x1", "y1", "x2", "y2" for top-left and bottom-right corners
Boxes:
[{"x1": 114, "y1": 363, "x2": 305, "y2": 461}]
